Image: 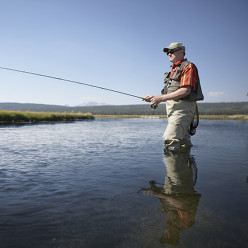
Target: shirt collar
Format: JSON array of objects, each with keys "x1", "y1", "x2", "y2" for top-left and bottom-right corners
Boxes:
[{"x1": 171, "y1": 59, "x2": 187, "y2": 69}]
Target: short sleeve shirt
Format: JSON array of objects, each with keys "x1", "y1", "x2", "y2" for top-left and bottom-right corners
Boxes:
[{"x1": 170, "y1": 59, "x2": 198, "y2": 88}]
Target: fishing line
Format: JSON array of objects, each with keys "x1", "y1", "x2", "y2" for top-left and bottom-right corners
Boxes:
[{"x1": 0, "y1": 66, "x2": 145, "y2": 100}]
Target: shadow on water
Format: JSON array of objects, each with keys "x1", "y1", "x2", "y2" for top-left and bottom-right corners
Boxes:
[{"x1": 140, "y1": 149, "x2": 201, "y2": 246}]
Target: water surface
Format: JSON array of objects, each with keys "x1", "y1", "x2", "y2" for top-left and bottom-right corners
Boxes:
[{"x1": 0, "y1": 119, "x2": 247, "y2": 247}]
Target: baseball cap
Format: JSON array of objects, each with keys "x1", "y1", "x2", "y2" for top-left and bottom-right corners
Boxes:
[{"x1": 163, "y1": 42, "x2": 185, "y2": 53}]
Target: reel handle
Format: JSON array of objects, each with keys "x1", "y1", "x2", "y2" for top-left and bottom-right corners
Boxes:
[{"x1": 151, "y1": 104, "x2": 157, "y2": 109}]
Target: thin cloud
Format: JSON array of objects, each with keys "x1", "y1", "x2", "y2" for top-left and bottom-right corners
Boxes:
[{"x1": 208, "y1": 92, "x2": 225, "y2": 97}]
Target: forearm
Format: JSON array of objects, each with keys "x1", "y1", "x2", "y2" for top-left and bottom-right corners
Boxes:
[
  {"x1": 146, "y1": 86, "x2": 191, "y2": 105},
  {"x1": 160, "y1": 87, "x2": 191, "y2": 101}
]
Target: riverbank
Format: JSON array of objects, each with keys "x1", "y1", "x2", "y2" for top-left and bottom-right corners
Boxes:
[
  {"x1": 95, "y1": 115, "x2": 248, "y2": 120},
  {"x1": 0, "y1": 110, "x2": 94, "y2": 124},
  {"x1": 199, "y1": 115, "x2": 248, "y2": 120},
  {"x1": 1, "y1": 111, "x2": 247, "y2": 124}
]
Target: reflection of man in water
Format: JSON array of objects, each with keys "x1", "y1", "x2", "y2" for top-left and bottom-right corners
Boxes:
[{"x1": 142, "y1": 149, "x2": 201, "y2": 246}]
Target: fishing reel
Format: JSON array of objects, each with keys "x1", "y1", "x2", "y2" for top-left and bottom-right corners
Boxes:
[{"x1": 151, "y1": 104, "x2": 158, "y2": 109}]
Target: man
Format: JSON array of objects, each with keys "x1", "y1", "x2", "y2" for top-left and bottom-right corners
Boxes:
[{"x1": 144, "y1": 42, "x2": 204, "y2": 152}]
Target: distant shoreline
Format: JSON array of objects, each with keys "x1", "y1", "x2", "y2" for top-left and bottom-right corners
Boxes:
[
  {"x1": 95, "y1": 115, "x2": 248, "y2": 121},
  {"x1": 0, "y1": 110, "x2": 94, "y2": 124},
  {"x1": 0, "y1": 110, "x2": 247, "y2": 124},
  {"x1": 1, "y1": 102, "x2": 248, "y2": 116}
]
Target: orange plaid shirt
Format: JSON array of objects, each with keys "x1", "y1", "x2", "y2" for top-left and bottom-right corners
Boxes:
[{"x1": 170, "y1": 59, "x2": 198, "y2": 88}]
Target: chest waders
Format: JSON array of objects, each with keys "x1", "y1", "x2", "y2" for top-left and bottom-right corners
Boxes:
[{"x1": 162, "y1": 60, "x2": 204, "y2": 136}]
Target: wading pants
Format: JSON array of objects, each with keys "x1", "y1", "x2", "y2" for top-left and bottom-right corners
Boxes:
[{"x1": 163, "y1": 100, "x2": 196, "y2": 152}]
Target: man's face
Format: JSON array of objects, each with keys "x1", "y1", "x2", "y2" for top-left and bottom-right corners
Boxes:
[{"x1": 167, "y1": 49, "x2": 184, "y2": 64}]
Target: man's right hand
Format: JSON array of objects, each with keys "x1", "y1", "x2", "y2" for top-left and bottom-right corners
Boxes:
[{"x1": 142, "y1": 95, "x2": 153, "y2": 102}]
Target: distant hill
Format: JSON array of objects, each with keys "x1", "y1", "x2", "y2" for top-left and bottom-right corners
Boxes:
[{"x1": 0, "y1": 102, "x2": 248, "y2": 115}]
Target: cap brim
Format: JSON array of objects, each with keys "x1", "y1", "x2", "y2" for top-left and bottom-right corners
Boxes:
[{"x1": 163, "y1": 47, "x2": 185, "y2": 53}]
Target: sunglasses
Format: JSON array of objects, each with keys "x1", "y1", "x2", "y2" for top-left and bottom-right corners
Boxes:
[{"x1": 166, "y1": 49, "x2": 181, "y2": 55}]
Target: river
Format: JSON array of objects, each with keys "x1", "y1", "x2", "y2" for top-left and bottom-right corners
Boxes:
[{"x1": 0, "y1": 118, "x2": 247, "y2": 248}]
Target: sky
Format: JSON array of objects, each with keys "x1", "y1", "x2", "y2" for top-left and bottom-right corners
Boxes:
[{"x1": 0, "y1": 0, "x2": 247, "y2": 106}]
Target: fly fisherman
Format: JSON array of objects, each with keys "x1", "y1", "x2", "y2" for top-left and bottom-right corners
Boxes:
[{"x1": 144, "y1": 42, "x2": 204, "y2": 152}]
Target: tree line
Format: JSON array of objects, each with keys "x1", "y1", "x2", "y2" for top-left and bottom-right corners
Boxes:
[{"x1": 0, "y1": 102, "x2": 247, "y2": 115}]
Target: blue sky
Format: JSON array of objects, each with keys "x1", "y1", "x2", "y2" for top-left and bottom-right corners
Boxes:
[{"x1": 1, "y1": 0, "x2": 247, "y2": 106}]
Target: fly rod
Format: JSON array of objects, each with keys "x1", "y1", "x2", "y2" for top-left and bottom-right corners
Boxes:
[
  {"x1": 0, "y1": 66, "x2": 157, "y2": 109},
  {"x1": 0, "y1": 66, "x2": 142, "y2": 98}
]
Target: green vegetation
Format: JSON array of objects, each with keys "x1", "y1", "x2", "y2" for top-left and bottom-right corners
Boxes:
[
  {"x1": 0, "y1": 111, "x2": 94, "y2": 124},
  {"x1": 95, "y1": 115, "x2": 248, "y2": 121},
  {"x1": 1, "y1": 102, "x2": 248, "y2": 115},
  {"x1": 0, "y1": 110, "x2": 247, "y2": 124},
  {"x1": 94, "y1": 115, "x2": 160, "y2": 118},
  {"x1": 199, "y1": 115, "x2": 248, "y2": 121}
]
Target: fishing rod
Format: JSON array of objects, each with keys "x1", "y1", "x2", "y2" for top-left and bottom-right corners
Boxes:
[{"x1": 0, "y1": 66, "x2": 157, "y2": 109}]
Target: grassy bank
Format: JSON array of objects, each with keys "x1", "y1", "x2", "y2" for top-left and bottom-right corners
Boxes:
[
  {"x1": 94, "y1": 115, "x2": 161, "y2": 118},
  {"x1": 0, "y1": 111, "x2": 94, "y2": 124},
  {"x1": 1, "y1": 111, "x2": 247, "y2": 123},
  {"x1": 95, "y1": 115, "x2": 248, "y2": 121},
  {"x1": 199, "y1": 115, "x2": 248, "y2": 120}
]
